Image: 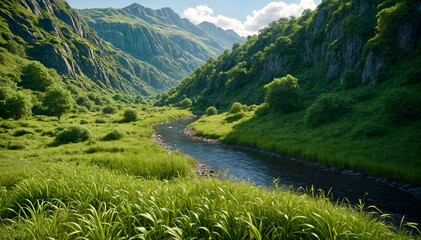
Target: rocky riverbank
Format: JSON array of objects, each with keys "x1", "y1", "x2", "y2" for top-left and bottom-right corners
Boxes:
[{"x1": 151, "y1": 116, "x2": 217, "y2": 178}]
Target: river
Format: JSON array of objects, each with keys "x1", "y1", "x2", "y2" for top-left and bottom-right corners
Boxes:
[{"x1": 154, "y1": 118, "x2": 421, "y2": 225}]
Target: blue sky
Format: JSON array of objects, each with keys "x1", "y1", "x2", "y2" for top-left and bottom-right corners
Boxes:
[{"x1": 67, "y1": 0, "x2": 322, "y2": 36}]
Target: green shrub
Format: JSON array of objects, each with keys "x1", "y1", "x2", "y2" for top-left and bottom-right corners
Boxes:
[
  {"x1": 102, "y1": 129, "x2": 125, "y2": 141},
  {"x1": 95, "y1": 118, "x2": 106, "y2": 124},
  {"x1": 7, "y1": 142, "x2": 25, "y2": 150},
  {"x1": 206, "y1": 106, "x2": 217, "y2": 116},
  {"x1": 123, "y1": 109, "x2": 138, "y2": 122},
  {"x1": 382, "y1": 88, "x2": 421, "y2": 123},
  {"x1": 76, "y1": 96, "x2": 93, "y2": 111},
  {"x1": 305, "y1": 94, "x2": 351, "y2": 127},
  {"x1": 54, "y1": 125, "x2": 91, "y2": 145},
  {"x1": 229, "y1": 102, "x2": 243, "y2": 114},
  {"x1": 4, "y1": 92, "x2": 33, "y2": 120},
  {"x1": 225, "y1": 112, "x2": 246, "y2": 122},
  {"x1": 179, "y1": 98, "x2": 192, "y2": 109},
  {"x1": 80, "y1": 119, "x2": 88, "y2": 124},
  {"x1": 255, "y1": 103, "x2": 270, "y2": 117},
  {"x1": 341, "y1": 70, "x2": 360, "y2": 89},
  {"x1": 102, "y1": 105, "x2": 117, "y2": 114},
  {"x1": 13, "y1": 129, "x2": 34, "y2": 137},
  {"x1": 1, "y1": 122, "x2": 17, "y2": 129},
  {"x1": 264, "y1": 74, "x2": 301, "y2": 113},
  {"x1": 43, "y1": 86, "x2": 72, "y2": 121},
  {"x1": 20, "y1": 62, "x2": 59, "y2": 91},
  {"x1": 353, "y1": 121, "x2": 383, "y2": 138}
]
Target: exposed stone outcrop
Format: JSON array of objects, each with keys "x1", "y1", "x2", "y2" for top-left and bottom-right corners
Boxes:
[{"x1": 1, "y1": 0, "x2": 179, "y2": 96}]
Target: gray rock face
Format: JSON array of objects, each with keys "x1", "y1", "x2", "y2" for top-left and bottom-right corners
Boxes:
[
  {"x1": 79, "y1": 5, "x2": 245, "y2": 82},
  {"x1": 362, "y1": 51, "x2": 384, "y2": 85},
  {"x1": 1, "y1": 0, "x2": 178, "y2": 96}
]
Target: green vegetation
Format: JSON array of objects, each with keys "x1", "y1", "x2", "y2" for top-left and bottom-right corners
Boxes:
[
  {"x1": 123, "y1": 109, "x2": 139, "y2": 122},
  {"x1": 179, "y1": 98, "x2": 193, "y2": 109},
  {"x1": 54, "y1": 125, "x2": 91, "y2": 145},
  {"x1": 43, "y1": 86, "x2": 73, "y2": 120},
  {"x1": 304, "y1": 93, "x2": 350, "y2": 127},
  {"x1": 206, "y1": 106, "x2": 218, "y2": 116},
  {"x1": 229, "y1": 102, "x2": 244, "y2": 114},
  {"x1": 0, "y1": 106, "x2": 417, "y2": 239},
  {"x1": 264, "y1": 74, "x2": 301, "y2": 113},
  {"x1": 102, "y1": 128, "x2": 125, "y2": 141},
  {"x1": 103, "y1": 105, "x2": 117, "y2": 114}
]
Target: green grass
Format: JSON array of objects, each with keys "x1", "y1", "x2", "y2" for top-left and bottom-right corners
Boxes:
[
  {"x1": 190, "y1": 93, "x2": 421, "y2": 185},
  {"x1": 0, "y1": 105, "x2": 419, "y2": 239}
]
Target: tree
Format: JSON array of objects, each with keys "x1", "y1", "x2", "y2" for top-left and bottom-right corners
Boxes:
[
  {"x1": 229, "y1": 102, "x2": 243, "y2": 114},
  {"x1": 264, "y1": 74, "x2": 301, "y2": 113},
  {"x1": 206, "y1": 106, "x2": 217, "y2": 116},
  {"x1": 43, "y1": 86, "x2": 72, "y2": 120},
  {"x1": 123, "y1": 109, "x2": 138, "y2": 122},
  {"x1": 179, "y1": 98, "x2": 192, "y2": 109},
  {"x1": 20, "y1": 62, "x2": 59, "y2": 91},
  {"x1": 5, "y1": 92, "x2": 32, "y2": 119}
]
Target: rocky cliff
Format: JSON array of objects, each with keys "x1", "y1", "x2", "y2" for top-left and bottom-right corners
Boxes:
[
  {"x1": 78, "y1": 4, "x2": 245, "y2": 81},
  {"x1": 0, "y1": 0, "x2": 178, "y2": 96},
  {"x1": 162, "y1": 0, "x2": 421, "y2": 108}
]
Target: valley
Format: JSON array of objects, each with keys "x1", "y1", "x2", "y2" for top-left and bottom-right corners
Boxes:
[{"x1": 0, "y1": 0, "x2": 420, "y2": 238}]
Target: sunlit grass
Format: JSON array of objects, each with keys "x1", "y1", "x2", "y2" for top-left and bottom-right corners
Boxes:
[
  {"x1": 0, "y1": 105, "x2": 418, "y2": 239},
  {"x1": 190, "y1": 108, "x2": 421, "y2": 185}
]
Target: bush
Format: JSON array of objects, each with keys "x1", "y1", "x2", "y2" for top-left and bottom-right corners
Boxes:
[
  {"x1": 76, "y1": 96, "x2": 93, "y2": 111},
  {"x1": 102, "y1": 105, "x2": 117, "y2": 114},
  {"x1": 80, "y1": 119, "x2": 88, "y2": 124},
  {"x1": 225, "y1": 112, "x2": 246, "y2": 122},
  {"x1": 206, "y1": 106, "x2": 217, "y2": 116},
  {"x1": 43, "y1": 86, "x2": 72, "y2": 121},
  {"x1": 95, "y1": 118, "x2": 107, "y2": 124},
  {"x1": 305, "y1": 94, "x2": 351, "y2": 127},
  {"x1": 341, "y1": 71, "x2": 360, "y2": 89},
  {"x1": 20, "y1": 62, "x2": 59, "y2": 91},
  {"x1": 353, "y1": 121, "x2": 382, "y2": 138},
  {"x1": 123, "y1": 109, "x2": 138, "y2": 122},
  {"x1": 264, "y1": 74, "x2": 301, "y2": 113},
  {"x1": 54, "y1": 125, "x2": 91, "y2": 145},
  {"x1": 4, "y1": 92, "x2": 33, "y2": 120},
  {"x1": 7, "y1": 142, "x2": 25, "y2": 150},
  {"x1": 13, "y1": 129, "x2": 34, "y2": 137},
  {"x1": 179, "y1": 98, "x2": 192, "y2": 109},
  {"x1": 382, "y1": 88, "x2": 421, "y2": 124},
  {"x1": 255, "y1": 103, "x2": 270, "y2": 117},
  {"x1": 229, "y1": 102, "x2": 243, "y2": 114},
  {"x1": 102, "y1": 129, "x2": 125, "y2": 141}
]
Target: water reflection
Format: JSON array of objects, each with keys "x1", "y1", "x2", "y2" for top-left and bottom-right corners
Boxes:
[{"x1": 155, "y1": 119, "x2": 421, "y2": 225}]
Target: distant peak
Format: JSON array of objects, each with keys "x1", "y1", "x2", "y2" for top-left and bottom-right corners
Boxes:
[{"x1": 124, "y1": 3, "x2": 145, "y2": 9}]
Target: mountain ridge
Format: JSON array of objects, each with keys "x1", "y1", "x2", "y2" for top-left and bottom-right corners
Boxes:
[
  {"x1": 0, "y1": 0, "x2": 179, "y2": 96},
  {"x1": 78, "y1": 4, "x2": 246, "y2": 82}
]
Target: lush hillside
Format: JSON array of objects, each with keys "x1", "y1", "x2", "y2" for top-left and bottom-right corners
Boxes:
[
  {"x1": 0, "y1": 0, "x2": 179, "y2": 97},
  {"x1": 78, "y1": 4, "x2": 245, "y2": 81},
  {"x1": 163, "y1": 0, "x2": 420, "y2": 108},
  {"x1": 162, "y1": 0, "x2": 421, "y2": 185}
]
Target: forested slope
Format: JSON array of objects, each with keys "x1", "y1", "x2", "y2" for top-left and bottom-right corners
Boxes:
[{"x1": 0, "y1": 0, "x2": 178, "y2": 96}]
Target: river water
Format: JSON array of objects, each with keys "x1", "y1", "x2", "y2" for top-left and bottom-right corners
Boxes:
[{"x1": 154, "y1": 118, "x2": 421, "y2": 225}]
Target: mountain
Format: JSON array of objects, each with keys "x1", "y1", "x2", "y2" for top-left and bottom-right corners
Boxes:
[
  {"x1": 78, "y1": 4, "x2": 246, "y2": 81},
  {"x1": 198, "y1": 21, "x2": 246, "y2": 50},
  {"x1": 162, "y1": 0, "x2": 420, "y2": 108},
  {"x1": 0, "y1": 0, "x2": 178, "y2": 96}
]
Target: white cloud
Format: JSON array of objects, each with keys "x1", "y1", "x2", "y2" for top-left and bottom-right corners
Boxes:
[{"x1": 182, "y1": 0, "x2": 317, "y2": 37}]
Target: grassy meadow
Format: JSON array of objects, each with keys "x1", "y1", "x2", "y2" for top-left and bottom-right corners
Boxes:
[
  {"x1": 190, "y1": 98, "x2": 421, "y2": 186},
  {"x1": 0, "y1": 105, "x2": 419, "y2": 239}
]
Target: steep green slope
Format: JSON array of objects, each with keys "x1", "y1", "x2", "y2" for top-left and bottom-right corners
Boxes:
[
  {"x1": 0, "y1": 0, "x2": 178, "y2": 97},
  {"x1": 78, "y1": 4, "x2": 245, "y2": 81},
  {"x1": 163, "y1": 0, "x2": 421, "y2": 185},
  {"x1": 163, "y1": 0, "x2": 420, "y2": 108}
]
